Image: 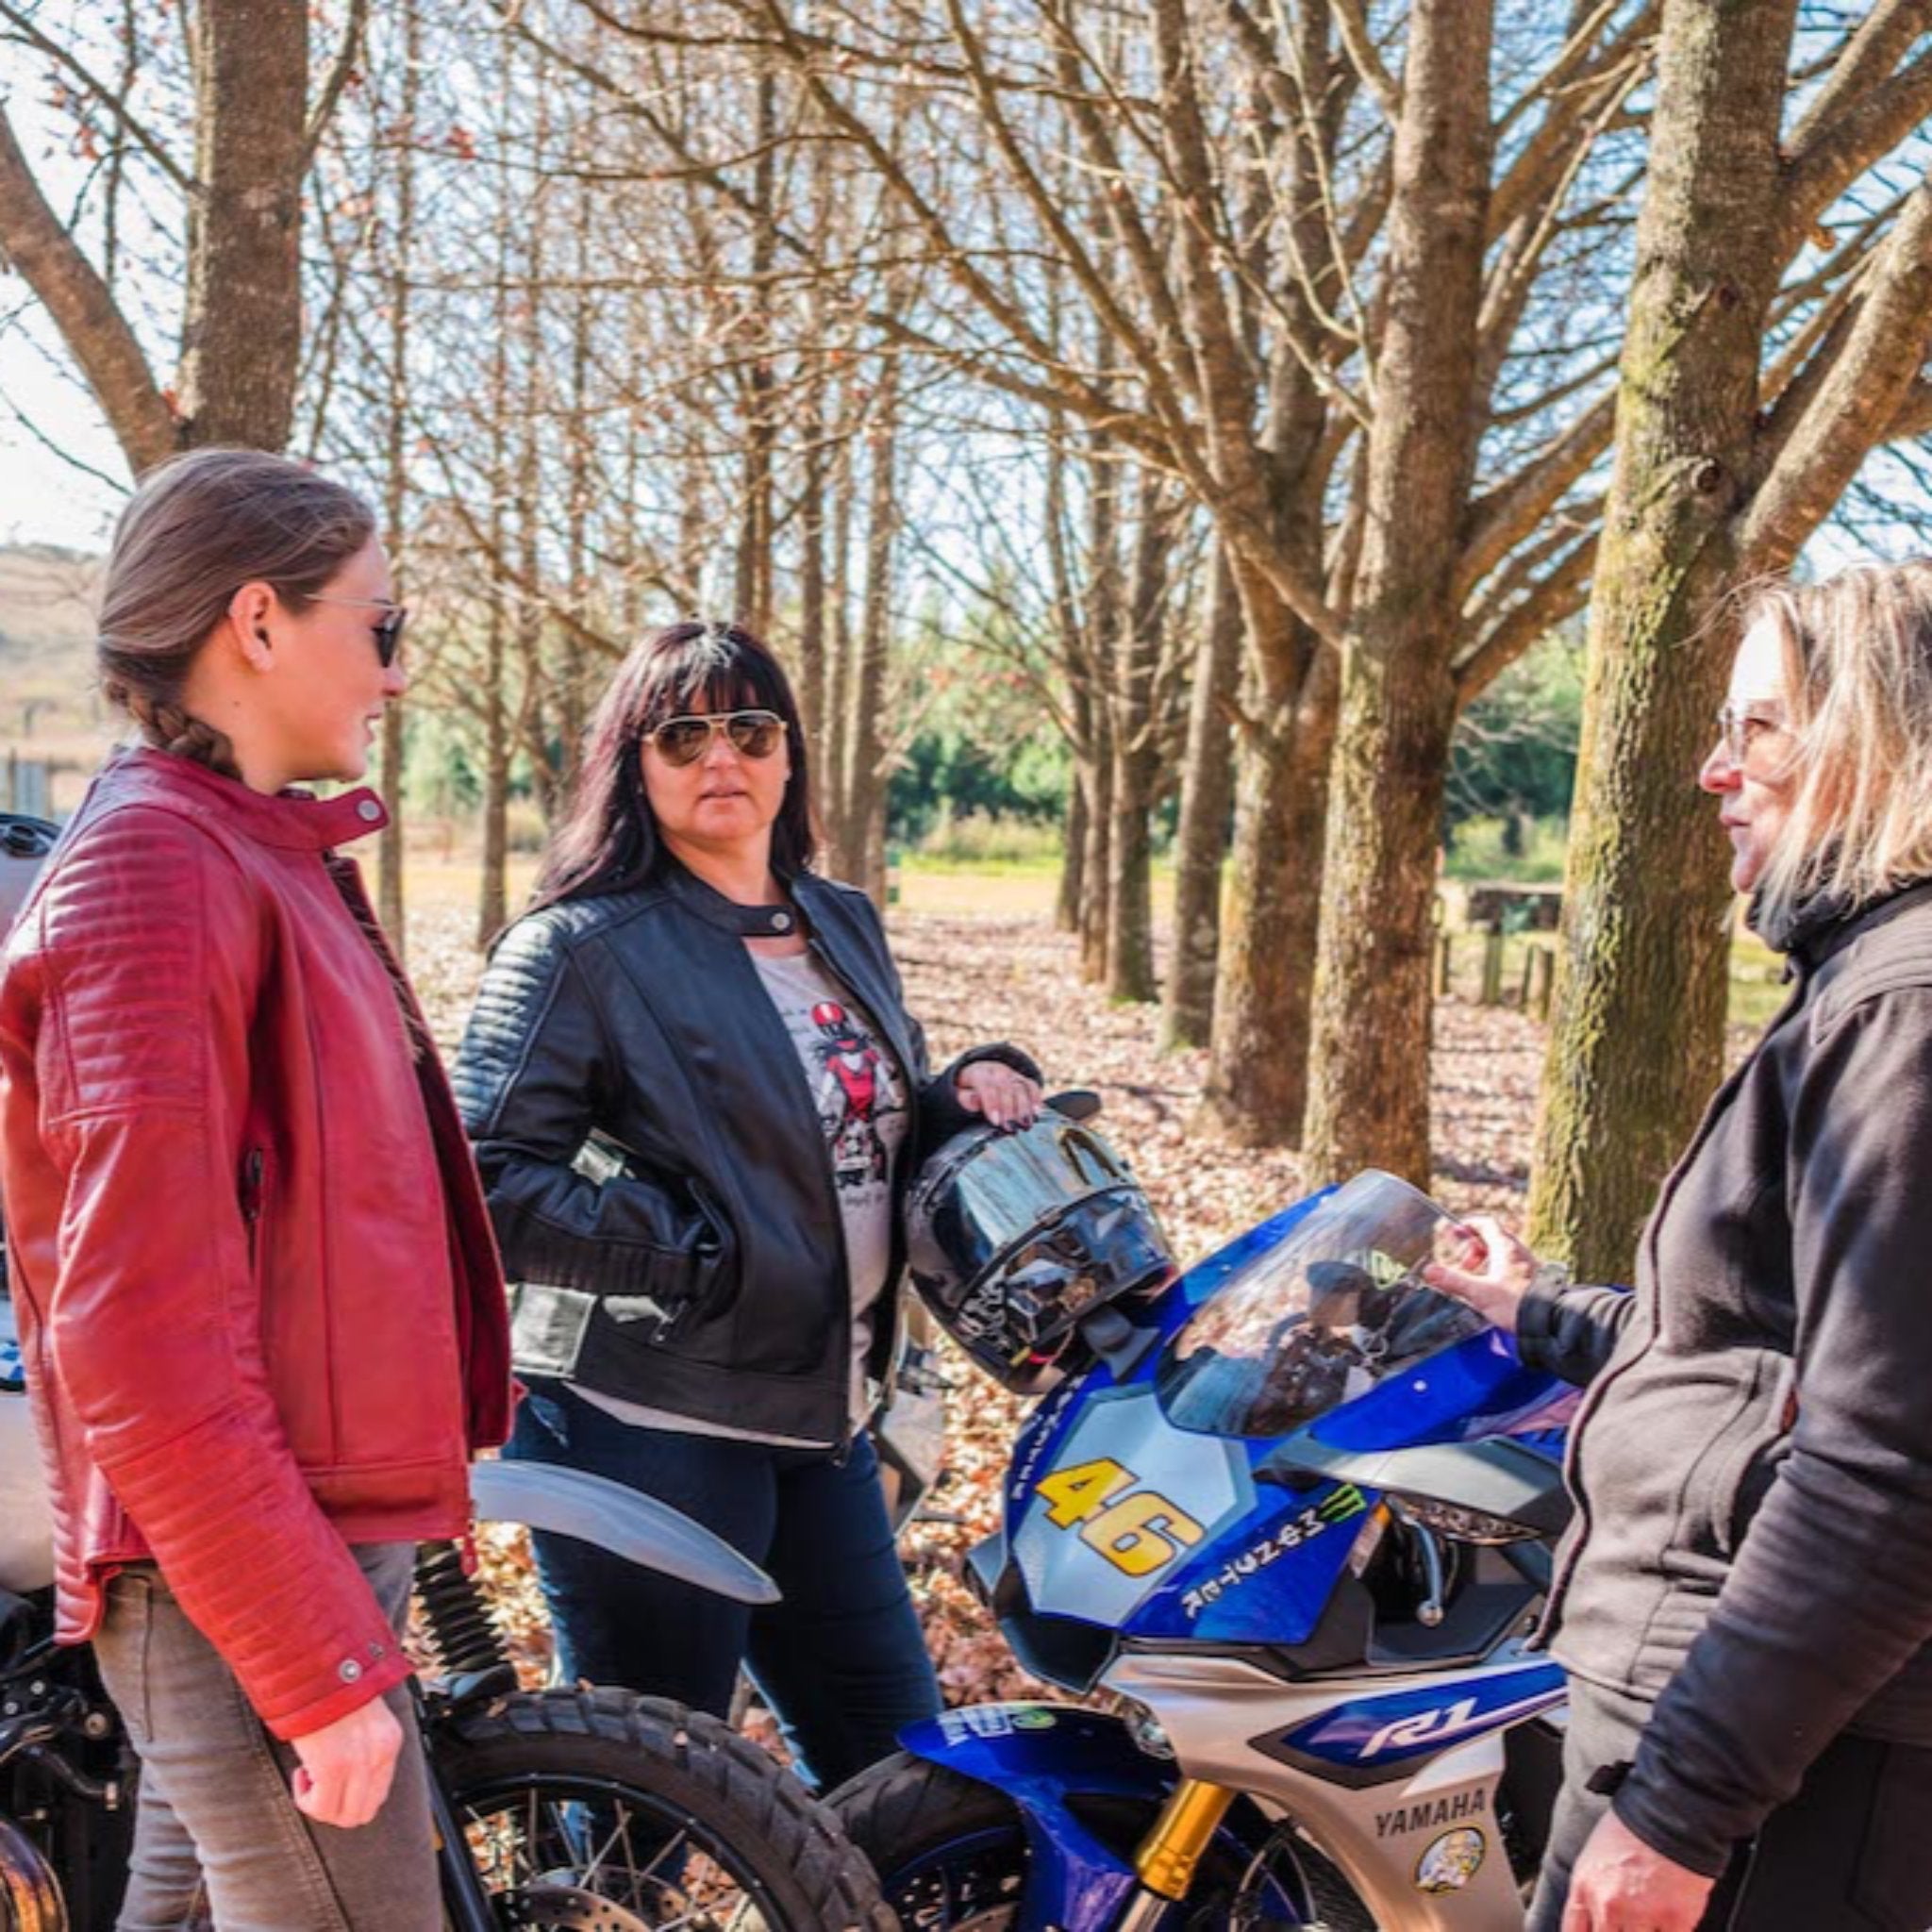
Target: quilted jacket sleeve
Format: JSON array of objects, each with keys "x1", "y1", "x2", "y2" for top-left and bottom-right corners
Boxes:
[
  {"x1": 22, "y1": 809, "x2": 408, "y2": 1740},
  {"x1": 453, "y1": 912, "x2": 727, "y2": 1304}
]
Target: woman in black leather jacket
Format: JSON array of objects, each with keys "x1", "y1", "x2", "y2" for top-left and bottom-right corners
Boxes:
[{"x1": 454, "y1": 620, "x2": 1041, "y2": 1790}]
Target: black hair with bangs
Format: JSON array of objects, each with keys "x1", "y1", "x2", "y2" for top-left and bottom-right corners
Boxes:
[{"x1": 527, "y1": 621, "x2": 815, "y2": 916}]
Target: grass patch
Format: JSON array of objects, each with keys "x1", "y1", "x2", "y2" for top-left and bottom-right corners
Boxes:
[{"x1": 1442, "y1": 815, "x2": 1569, "y2": 884}]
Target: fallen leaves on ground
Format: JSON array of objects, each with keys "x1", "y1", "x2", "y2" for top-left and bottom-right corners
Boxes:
[{"x1": 410, "y1": 898, "x2": 1547, "y2": 1728}]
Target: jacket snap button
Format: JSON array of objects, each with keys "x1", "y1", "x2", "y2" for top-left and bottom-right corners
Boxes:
[
  {"x1": 339, "y1": 1657, "x2": 363, "y2": 1683},
  {"x1": 356, "y1": 799, "x2": 381, "y2": 824},
  {"x1": 771, "y1": 911, "x2": 791, "y2": 931}
]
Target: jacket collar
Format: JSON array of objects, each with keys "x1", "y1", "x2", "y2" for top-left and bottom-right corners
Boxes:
[
  {"x1": 1756, "y1": 874, "x2": 1932, "y2": 973},
  {"x1": 112, "y1": 747, "x2": 388, "y2": 852},
  {"x1": 659, "y1": 857, "x2": 808, "y2": 940}
]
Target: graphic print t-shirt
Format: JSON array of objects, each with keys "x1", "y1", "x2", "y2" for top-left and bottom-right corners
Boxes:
[
  {"x1": 753, "y1": 945, "x2": 910, "y2": 1416},
  {"x1": 575, "y1": 943, "x2": 910, "y2": 1446}
]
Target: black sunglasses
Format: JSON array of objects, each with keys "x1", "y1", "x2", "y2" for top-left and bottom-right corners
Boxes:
[
  {"x1": 645, "y1": 708, "x2": 788, "y2": 767},
  {"x1": 310, "y1": 594, "x2": 409, "y2": 669}
]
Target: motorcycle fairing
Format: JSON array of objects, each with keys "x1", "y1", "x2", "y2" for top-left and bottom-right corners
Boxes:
[
  {"x1": 998, "y1": 1196, "x2": 1569, "y2": 1659},
  {"x1": 894, "y1": 1703, "x2": 1306, "y2": 1932},
  {"x1": 1257, "y1": 1656, "x2": 1567, "y2": 1790}
]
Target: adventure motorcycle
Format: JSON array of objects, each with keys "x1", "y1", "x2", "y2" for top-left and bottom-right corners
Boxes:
[
  {"x1": 0, "y1": 1303, "x2": 887, "y2": 1932},
  {"x1": 834, "y1": 1142, "x2": 1579, "y2": 1932},
  {"x1": 0, "y1": 805, "x2": 886, "y2": 1930}
]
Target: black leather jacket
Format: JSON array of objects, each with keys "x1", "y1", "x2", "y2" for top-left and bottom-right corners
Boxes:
[{"x1": 453, "y1": 864, "x2": 1038, "y2": 1447}]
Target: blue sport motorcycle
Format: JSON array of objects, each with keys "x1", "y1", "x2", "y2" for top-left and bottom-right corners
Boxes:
[{"x1": 837, "y1": 1161, "x2": 1579, "y2": 1931}]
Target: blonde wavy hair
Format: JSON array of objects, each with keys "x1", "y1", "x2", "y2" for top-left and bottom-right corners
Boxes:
[{"x1": 1748, "y1": 558, "x2": 1932, "y2": 931}]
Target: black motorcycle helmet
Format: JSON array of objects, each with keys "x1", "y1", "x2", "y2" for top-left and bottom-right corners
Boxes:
[
  {"x1": 1, "y1": 815, "x2": 58, "y2": 1302},
  {"x1": 0, "y1": 814, "x2": 58, "y2": 941},
  {"x1": 905, "y1": 1096, "x2": 1175, "y2": 1394}
]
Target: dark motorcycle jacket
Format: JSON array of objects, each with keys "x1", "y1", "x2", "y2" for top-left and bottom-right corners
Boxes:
[
  {"x1": 1519, "y1": 879, "x2": 1932, "y2": 1878},
  {"x1": 454, "y1": 863, "x2": 1039, "y2": 1448}
]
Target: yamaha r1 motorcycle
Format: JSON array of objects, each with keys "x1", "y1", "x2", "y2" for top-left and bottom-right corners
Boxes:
[
  {"x1": 835, "y1": 1158, "x2": 1579, "y2": 1932},
  {"x1": 0, "y1": 1305, "x2": 888, "y2": 1932}
]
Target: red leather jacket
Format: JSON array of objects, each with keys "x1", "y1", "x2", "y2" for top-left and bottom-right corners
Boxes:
[{"x1": 0, "y1": 751, "x2": 513, "y2": 1740}]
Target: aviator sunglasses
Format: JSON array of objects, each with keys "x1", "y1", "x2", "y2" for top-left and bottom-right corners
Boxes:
[
  {"x1": 308, "y1": 593, "x2": 409, "y2": 669},
  {"x1": 645, "y1": 708, "x2": 789, "y2": 767}
]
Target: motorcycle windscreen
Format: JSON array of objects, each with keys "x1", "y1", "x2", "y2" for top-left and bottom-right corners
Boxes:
[{"x1": 1153, "y1": 1170, "x2": 1490, "y2": 1439}]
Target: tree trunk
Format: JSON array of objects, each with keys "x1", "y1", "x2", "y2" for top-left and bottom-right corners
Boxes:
[
  {"x1": 1106, "y1": 473, "x2": 1176, "y2": 1004},
  {"x1": 1199, "y1": 566, "x2": 1336, "y2": 1144},
  {"x1": 1160, "y1": 542, "x2": 1241, "y2": 1050},
  {"x1": 375, "y1": 0, "x2": 419, "y2": 954},
  {"x1": 478, "y1": 26, "x2": 517, "y2": 950},
  {"x1": 1530, "y1": 0, "x2": 1801, "y2": 1281},
  {"x1": 819, "y1": 387, "x2": 858, "y2": 866},
  {"x1": 178, "y1": 0, "x2": 308, "y2": 450},
  {"x1": 837, "y1": 353, "x2": 898, "y2": 901},
  {"x1": 1079, "y1": 434, "x2": 1124, "y2": 983},
  {"x1": 1301, "y1": 0, "x2": 1495, "y2": 1187},
  {"x1": 735, "y1": 66, "x2": 779, "y2": 633},
  {"x1": 1058, "y1": 768, "x2": 1088, "y2": 934},
  {"x1": 1079, "y1": 743, "x2": 1113, "y2": 984},
  {"x1": 0, "y1": 0, "x2": 336, "y2": 464}
]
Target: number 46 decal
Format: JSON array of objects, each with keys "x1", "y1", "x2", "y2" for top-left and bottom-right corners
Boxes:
[{"x1": 1035, "y1": 1457, "x2": 1206, "y2": 1576}]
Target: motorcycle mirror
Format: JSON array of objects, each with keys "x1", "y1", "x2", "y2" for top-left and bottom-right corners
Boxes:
[{"x1": 1047, "y1": 1088, "x2": 1103, "y2": 1123}]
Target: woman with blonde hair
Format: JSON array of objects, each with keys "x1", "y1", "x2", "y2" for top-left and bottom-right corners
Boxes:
[
  {"x1": 0, "y1": 447, "x2": 512, "y2": 1929},
  {"x1": 1429, "y1": 558, "x2": 1932, "y2": 1930}
]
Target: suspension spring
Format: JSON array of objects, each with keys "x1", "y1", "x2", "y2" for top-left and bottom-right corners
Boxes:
[{"x1": 412, "y1": 1541, "x2": 510, "y2": 1679}]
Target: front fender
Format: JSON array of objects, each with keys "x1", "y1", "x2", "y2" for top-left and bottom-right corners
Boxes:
[
  {"x1": 469, "y1": 1459, "x2": 778, "y2": 1606},
  {"x1": 900, "y1": 1705, "x2": 1174, "y2": 1932}
]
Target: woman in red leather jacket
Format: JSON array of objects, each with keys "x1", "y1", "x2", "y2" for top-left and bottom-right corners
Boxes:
[{"x1": 0, "y1": 449, "x2": 512, "y2": 1931}]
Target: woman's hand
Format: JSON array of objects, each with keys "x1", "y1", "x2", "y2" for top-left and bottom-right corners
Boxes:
[
  {"x1": 1560, "y1": 1810, "x2": 1715, "y2": 1931},
  {"x1": 956, "y1": 1061, "x2": 1043, "y2": 1130},
  {"x1": 290, "y1": 1694, "x2": 405, "y2": 1829},
  {"x1": 1421, "y1": 1214, "x2": 1540, "y2": 1334}
]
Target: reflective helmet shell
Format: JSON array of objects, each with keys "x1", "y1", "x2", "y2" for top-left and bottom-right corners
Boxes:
[
  {"x1": 0, "y1": 815, "x2": 58, "y2": 941},
  {"x1": 905, "y1": 1106, "x2": 1175, "y2": 1393}
]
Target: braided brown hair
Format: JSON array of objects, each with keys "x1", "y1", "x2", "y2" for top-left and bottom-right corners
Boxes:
[{"x1": 98, "y1": 448, "x2": 377, "y2": 779}]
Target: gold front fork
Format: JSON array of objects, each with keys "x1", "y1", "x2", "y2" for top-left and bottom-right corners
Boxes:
[{"x1": 1134, "y1": 1777, "x2": 1237, "y2": 1901}]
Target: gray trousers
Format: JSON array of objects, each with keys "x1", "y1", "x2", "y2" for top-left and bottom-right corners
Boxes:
[
  {"x1": 1530, "y1": 1676, "x2": 1932, "y2": 1932},
  {"x1": 93, "y1": 1542, "x2": 442, "y2": 1932}
]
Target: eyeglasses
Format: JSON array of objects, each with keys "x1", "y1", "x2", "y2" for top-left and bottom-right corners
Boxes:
[
  {"x1": 1715, "y1": 700, "x2": 1789, "y2": 767},
  {"x1": 308, "y1": 594, "x2": 409, "y2": 669},
  {"x1": 645, "y1": 709, "x2": 788, "y2": 767}
]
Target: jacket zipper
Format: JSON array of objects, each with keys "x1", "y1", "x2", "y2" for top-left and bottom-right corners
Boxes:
[{"x1": 240, "y1": 1147, "x2": 266, "y2": 1268}]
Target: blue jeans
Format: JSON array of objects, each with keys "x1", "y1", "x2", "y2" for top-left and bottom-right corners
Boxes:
[{"x1": 508, "y1": 1378, "x2": 941, "y2": 1791}]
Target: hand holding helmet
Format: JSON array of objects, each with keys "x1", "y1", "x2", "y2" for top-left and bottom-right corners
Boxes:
[{"x1": 904, "y1": 1095, "x2": 1175, "y2": 1394}]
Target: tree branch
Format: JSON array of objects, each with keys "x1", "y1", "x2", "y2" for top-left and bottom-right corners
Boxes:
[
  {"x1": 0, "y1": 103, "x2": 173, "y2": 470},
  {"x1": 1778, "y1": 42, "x2": 1932, "y2": 266},
  {"x1": 0, "y1": 3, "x2": 192, "y2": 192},
  {"x1": 302, "y1": 0, "x2": 371, "y2": 165},
  {"x1": 1783, "y1": 0, "x2": 1932, "y2": 168},
  {"x1": 1330, "y1": 0, "x2": 1399, "y2": 120},
  {"x1": 1455, "y1": 387, "x2": 1616, "y2": 603},
  {"x1": 1742, "y1": 175, "x2": 1932, "y2": 571},
  {"x1": 1890, "y1": 372, "x2": 1932, "y2": 441},
  {"x1": 1454, "y1": 528, "x2": 1597, "y2": 703}
]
